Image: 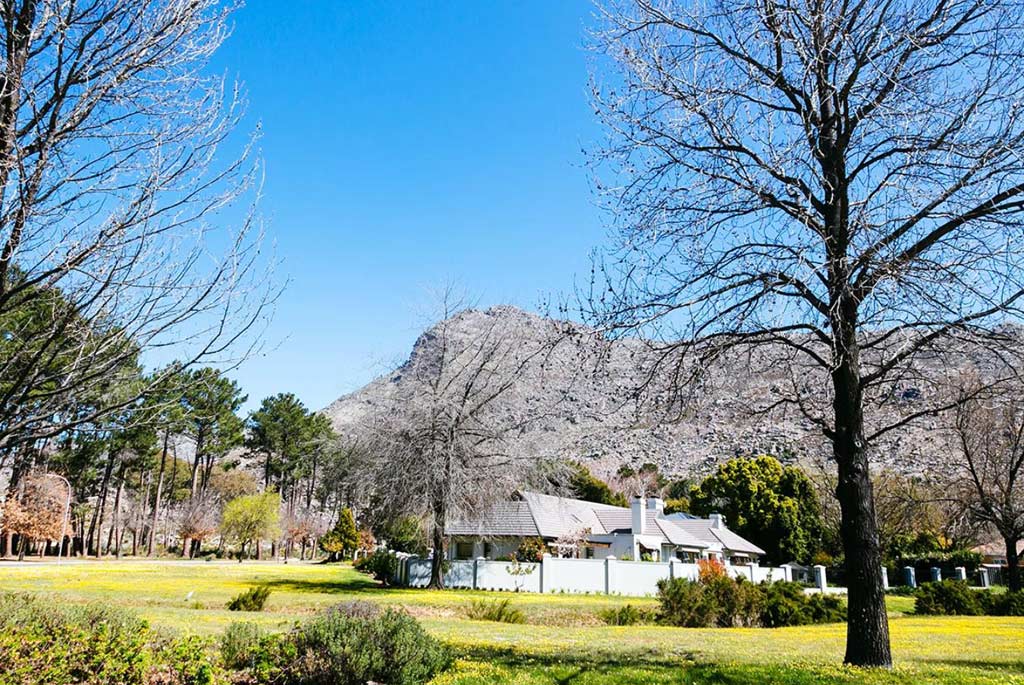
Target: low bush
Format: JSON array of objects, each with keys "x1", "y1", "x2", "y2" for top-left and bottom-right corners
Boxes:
[
  {"x1": 760, "y1": 582, "x2": 846, "y2": 627},
  {"x1": 0, "y1": 592, "x2": 150, "y2": 685},
  {"x1": 597, "y1": 603, "x2": 658, "y2": 626},
  {"x1": 992, "y1": 591, "x2": 1024, "y2": 616},
  {"x1": 657, "y1": 576, "x2": 846, "y2": 628},
  {"x1": 353, "y1": 550, "x2": 399, "y2": 585},
  {"x1": 914, "y1": 580, "x2": 985, "y2": 616},
  {"x1": 465, "y1": 598, "x2": 525, "y2": 624},
  {"x1": 220, "y1": 622, "x2": 288, "y2": 683},
  {"x1": 280, "y1": 601, "x2": 451, "y2": 685},
  {"x1": 148, "y1": 635, "x2": 217, "y2": 685},
  {"x1": 227, "y1": 586, "x2": 272, "y2": 612}
]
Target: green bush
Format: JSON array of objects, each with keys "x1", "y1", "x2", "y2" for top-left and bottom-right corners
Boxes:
[
  {"x1": 465, "y1": 598, "x2": 525, "y2": 624},
  {"x1": 227, "y1": 586, "x2": 272, "y2": 611},
  {"x1": 597, "y1": 604, "x2": 658, "y2": 626},
  {"x1": 760, "y1": 582, "x2": 846, "y2": 627},
  {"x1": 149, "y1": 634, "x2": 216, "y2": 685},
  {"x1": 992, "y1": 591, "x2": 1024, "y2": 616},
  {"x1": 513, "y1": 537, "x2": 547, "y2": 562},
  {"x1": 353, "y1": 550, "x2": 399, "y2": 585},
  {"x1": 280, "y1": 601, "x2": 451, "y2": 685},
  {"x1": 220, "y1": 622, "x2": 289, "y2": 683},
  {"x1": 914, "y1": 580, "x2": 985, "y2": 616},
  {"x1": 657, "y1": 576, "x2": 845, "y2": 628},
  {"x1": 0, "y1": 592, "x2": 150, "y2": 685}
]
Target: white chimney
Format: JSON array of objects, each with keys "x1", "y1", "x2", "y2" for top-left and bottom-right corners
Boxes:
[
  {"x1": 647, "y1": 497, "x2": 665, "y2": 516},
  {"x1": 709, "y1": 513, "x2": 725, "y2": 529},
  {"x1": 631, "y1": 495, "x2": 647, "y2": 535}
]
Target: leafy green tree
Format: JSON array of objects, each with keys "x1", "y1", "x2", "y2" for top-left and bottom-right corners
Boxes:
[
  {"x1": 377, "y1": 515, "x2": 427, "y2": 555},
  {"x1": 690, "y1": 456, "x2": 823, "y2": 565},
  {"x1": 321, "y1": 508, "x2": 359, "y2": 561},
  {"x1": 220, "y1": 491, "x2": 281, "y2": 561},
  {"x1": 180, "y1": 368, "x2": 246, "y2": 498},
  {"x1": 568, "y1": 462, "x2": 627, "y2": 506}
]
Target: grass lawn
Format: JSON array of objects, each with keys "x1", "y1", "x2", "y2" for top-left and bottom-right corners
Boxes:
[{"x1": 0, "y1": 559, "x2": 1020, "y2": 684}]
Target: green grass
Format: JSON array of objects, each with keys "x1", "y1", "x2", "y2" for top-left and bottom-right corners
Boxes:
[{"x1": 0, "y1": 560, "x2": 1020, "y2": 684}]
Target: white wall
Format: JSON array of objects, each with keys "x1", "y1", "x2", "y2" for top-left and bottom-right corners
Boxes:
[{"x1": 400, "y1": 555, "x2": 787, "y2": 597}]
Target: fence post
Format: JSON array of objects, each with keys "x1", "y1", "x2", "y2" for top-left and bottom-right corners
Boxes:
[
  {"x1": 780, "y1": 564, "x2": 792, "y2": 583},
  {"x1": 930, "y1": 567, "x2": 942, "y2": 583},
  {"x1": 473, "y1": 557, "x2": 483, "y2": 590},
  {"x1": 881, "y1": 566, "x2": 889, "y2": 591},
  {"x1": 954, "y1": 566, "x2": 967, "y2": 582},
  {"x1": 541, "y1": 553, "x2": 552, "y2": 594},
  {"x1": 979, "y1": 567, "x2": 991, "y2": 588},
  {"x1": 668, "y1": 557, "x2": 676, "y2": 581},
  {"x1": 904, "y1": 566, "x2": 917, "y2": 589},
  {"x1": 605, "y1": 555, "x2": 615, "y2": 594},
  {"x1": 813, "y1": 565, "x2": 827, "y2": 593}
]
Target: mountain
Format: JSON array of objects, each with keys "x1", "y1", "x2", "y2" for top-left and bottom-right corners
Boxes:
[{"x1": 323, "y1": 306, "x2": 959, "y2": 477}]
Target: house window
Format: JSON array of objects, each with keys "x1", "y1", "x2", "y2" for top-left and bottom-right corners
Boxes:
[
  {"x1": 585, "y1": 546, "x2": 595, "y2": 559},
  {"x1": 455, "y1": 541, "x2": 474, "y2": 560},
  {"x1": 483, "y1": 542, "x2": 493, "y2": 559}
]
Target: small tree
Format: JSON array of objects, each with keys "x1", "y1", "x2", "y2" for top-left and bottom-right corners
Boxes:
[
  {"x1": 1, "y1": 475, "x2": 69, "y2": 560},
  {"x1": 690, "y1": 456, "x2": 823, "y2": 564},
  {"x1": 321, "y1": 508, "x2": 359, "y2": 561},
  {"x1": 221, "y1": 492, "x2": 281, "y2": 561}
]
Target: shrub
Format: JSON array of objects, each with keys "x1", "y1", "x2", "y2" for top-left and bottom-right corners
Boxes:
[
  {"x1": 0, "y1": 592, "x2": 150, "y2": 685},
  {"x1": 148, "y1": 635, "x2": 216, "y2": 685},
  {"x1": 657, "y1": 575, "x2": 845, "y2": 628},
  {"x1": 353, "y1": 550, "x2": 399, "y2": 585},
  {"x1": 220, "y1": 622, "x2": 288, "y2": 683},
  {"x1": 598, "y1": 604, "x2": 658, "y2": 626},
  {"x1": 989, "y1": 591, "x2": 1024, "y2": 616},
  {"x1": 514, "y1": 537, "x2": 547, "y2": 562},
  {"x1": 914, "y1": 580, "x2": 985, "y2": 616},
  {"x1": 280, "y1": 601, "x2": 451, "y2": 685},
  {"x1": 227, "y1": 586, "x2": 272, "y2": 612},
  {"x1": 697, "y1": 557, "x2": 728, "y2": 581},
  {"x1": 759, "y1": 582, "x2": 846, "y2": 627},
  {"x1": 465, "y1": 598, "x2": 525, "y2": 624}
]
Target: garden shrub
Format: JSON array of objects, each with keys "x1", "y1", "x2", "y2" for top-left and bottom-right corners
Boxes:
[
  {"x1": 147, "y1": 635, "x2": 216, "y2": 685},
  {"x1": 465, "y1": 598, "x2": 525, "y2": 624},
  {"x1": 227, "y1": 586, "x2": 272, "y2": 611},
  {"x1": 279, "y1": 601, "x2": 451, "y2": 685},
  {"x1": 759, "y1": 581, "x2": 846, "y2": 627},
  {"x1": 220, "y1": 622, "x2": 289, "y2": 683},
  {"x1": 514, "y1": 537, "x2": 547, "y2": 562},
  {"x1": 992, "y1": 591, "x2": 1024, "y2": 616},
  {"x1": 914, "y1": 580, "x2": 985, "y2": 616},
  {"x1": 353, "y1": 550, "x2": 399, "y2": 585},
  {"x1": 598, "y1": 603, "x2": 658, "y2": 626},
  {"x1": 657, "y1": 575, "x2": 845, "y2": 628},
  {"x1": 0, "y1": 592, "x2": 150, "y2": 685}
]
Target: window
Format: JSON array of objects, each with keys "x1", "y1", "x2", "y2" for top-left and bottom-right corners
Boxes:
[
  {"x1": 455, "y1": 541, "x2": 474, "y2": 560},
  {"x1": 483, "y1": 542, "x2": 493, "y2": 559}
]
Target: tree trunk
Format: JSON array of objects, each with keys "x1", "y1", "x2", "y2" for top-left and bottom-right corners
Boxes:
[
  {"x1": 1005, "y1": 536, "x2": 1021, "y2": 593},
  {"x1": 255, "y1": 539, "x2": 262, "y2": 560},
  {"x1": 832, "y1": 321, "x2": 892, "y2": 667},
  {"x1": 149, "y1": 435, "x2": 168, "y2": 556},
  {"x1": 181, "y1": 536, "x2": 191, "y2": 558},
  {"x1": 189, "y1": 426, "x2": 205, "y2": 500},
  {"x1": 88, "y1": 450, "x2": 118, "y2": 556},
  {"x1": 428, "y1": 519, "x2": 445, "y2": 589},
  {"x1": 106, "y1": 461, "x2": 127, "y2": 556}
]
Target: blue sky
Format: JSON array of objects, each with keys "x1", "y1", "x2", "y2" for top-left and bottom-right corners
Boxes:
[{"x1": 214, "y1": 1, "x2": 605, "y2": 411}]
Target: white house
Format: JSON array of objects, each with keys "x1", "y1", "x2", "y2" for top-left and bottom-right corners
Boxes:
[{"x1": 446, "y1": 491, "x2": 764, "y2": 564}]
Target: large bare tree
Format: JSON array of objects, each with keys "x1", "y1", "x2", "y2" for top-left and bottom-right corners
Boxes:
[
  {"x1": 589, "y1": 0, "x2": 1024, "y2": 666},
  {"x1": 363, "y1": 294, "x2": 567, "y2": 588},
  {"x1": 953, "y1": 386, "x2": 1024, "y2": 591},
  {"x1": 0, "y1": 0, "x2": 274, "y2": 457}
]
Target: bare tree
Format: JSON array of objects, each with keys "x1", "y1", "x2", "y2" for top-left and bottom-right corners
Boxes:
[
  {"x1": 0, "y1": 0, "x2": 275, "y2": 460},
  {"x1": 362, "y1": 293, "x2": 568, "y2": 588},
  {"x1": 589, "y1": 0, "x2": 1024, "y2": 666},
  {"x1": 953, "y1": 387, "x2": 1024, "y2": 591}
]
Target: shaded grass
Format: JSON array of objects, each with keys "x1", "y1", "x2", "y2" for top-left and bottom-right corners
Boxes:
[{"x1": 0, "y1": 560, "x2": 1020, "y2": 684}]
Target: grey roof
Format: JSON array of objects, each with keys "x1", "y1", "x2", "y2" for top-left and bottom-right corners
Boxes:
[
  {"x1": 445, "y1": 491, "x2": 765, "y2": 557},
  {"x1": 668, "y1": 518, "x2": 766, "y2": 556},
  {"x1": 445, "y1": 501, "x2": 540, "y2": 537}
]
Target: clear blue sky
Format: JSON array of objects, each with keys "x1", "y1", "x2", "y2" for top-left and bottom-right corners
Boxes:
[{"x1": 214, "y1": 1, "x2": 605, "y2": 411}]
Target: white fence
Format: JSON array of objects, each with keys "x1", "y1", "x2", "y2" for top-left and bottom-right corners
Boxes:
[{"x1": 396, "y1": 554, "x2": 793, "y2": 596}]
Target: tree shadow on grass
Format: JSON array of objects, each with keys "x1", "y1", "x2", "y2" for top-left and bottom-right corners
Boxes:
[{"x1": 258, "y1": 577, "x2": 383, "y2": 595}]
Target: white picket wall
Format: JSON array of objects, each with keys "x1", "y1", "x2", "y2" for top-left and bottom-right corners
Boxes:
[
  {"x1": 398, "y1": 555, "x2": 789, "y2": 597},
  {"x1": 476, "y1": 560, "x2": 541, "y2": 592},
  {"x1": 545, "y1": 557, "x2": 606, "y2": 593}
]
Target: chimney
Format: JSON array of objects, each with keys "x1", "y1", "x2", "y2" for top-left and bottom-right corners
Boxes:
[
  {"x1": 709, "y1": 513, "x2": 725, "y2": 529},
  {"x1": 647, "y1": 497, "x2": 665, "y2": 516},
  {"x1": 631, "y1": 495, "x2": 647, "y2": 535}
]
